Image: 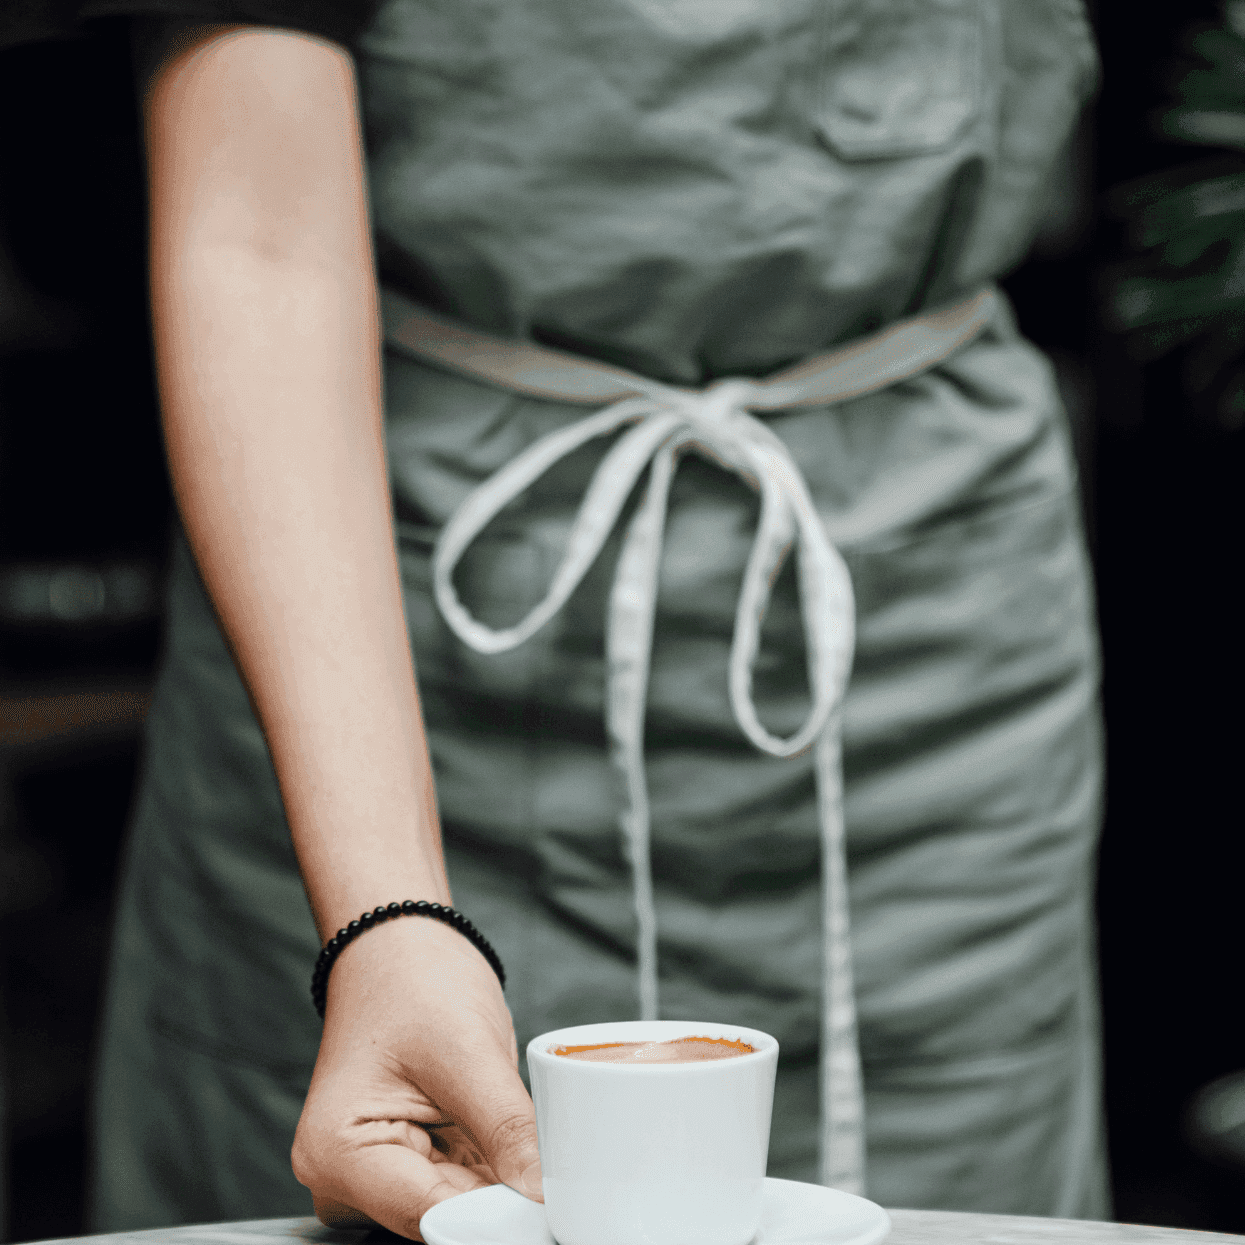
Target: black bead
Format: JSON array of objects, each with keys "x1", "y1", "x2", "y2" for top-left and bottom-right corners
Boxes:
[
  {"x1": 388, "y1": 902, "x2": 403, "y2": 917},
  {"x1": 427, "y1": 902, "x2": 443, "y2": 914},
  {"x1": 414, "y1": 900, "x2": 431, "y2": 914},
  {"x1": 336, "y1": 928, "x2": 350, "y2": 942},
  {"x1": 359, "y1": 910, "x2": 375, "y2": 927},
  {"x1": 347, "y1": 920, "x2": 362, "y2": 935},
  {"x1": 401, "y1": 900, "x2": 417, "y2": 914},
  {"x1": 326, "y1": 938, "x2": 341, "y2": 953}
]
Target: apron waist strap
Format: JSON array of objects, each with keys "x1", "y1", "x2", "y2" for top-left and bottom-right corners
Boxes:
[{"x1": 382, "y1": 287, "x2": 998, "y2": 410}]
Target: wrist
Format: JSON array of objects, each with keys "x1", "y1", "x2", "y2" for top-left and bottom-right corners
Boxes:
[
  {"x1": 312, "y1": 899, "x2": 506, "y2": 1020},
  {"x1": 296, "y1": 825, "x2": 451, "y2": 941}
]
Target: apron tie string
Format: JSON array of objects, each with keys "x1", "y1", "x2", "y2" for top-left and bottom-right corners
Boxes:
[{"x1": 383, "y1": 286, "x2": 999, "y2": 1195}]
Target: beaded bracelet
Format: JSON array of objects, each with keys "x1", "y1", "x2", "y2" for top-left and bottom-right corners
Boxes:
[{"x1": 311, "y1": 900, "x2": 506, "y2": 1019}]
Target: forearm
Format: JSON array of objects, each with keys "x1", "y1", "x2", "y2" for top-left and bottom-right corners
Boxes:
[{"x1": 144, "y1": 24, "x2": 449, "y2": 937}]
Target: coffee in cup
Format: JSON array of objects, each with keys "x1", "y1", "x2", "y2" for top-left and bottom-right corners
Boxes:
[
  {"x1": 553, "y1": 1036, "x2": 755, "y2": 1063},
  {"x1": 527, "y1": 1021, "x2": 778, "y2": 1245}
]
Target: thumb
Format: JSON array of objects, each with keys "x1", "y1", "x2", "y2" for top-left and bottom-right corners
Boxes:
[{"x1": 438, "y1": 1055, "x2": 543, "y2": 1203}]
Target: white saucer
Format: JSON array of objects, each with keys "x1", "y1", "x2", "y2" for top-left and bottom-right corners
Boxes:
[{"x1": 420, "y1": 1177, "x2": 891, "y2": 1245}]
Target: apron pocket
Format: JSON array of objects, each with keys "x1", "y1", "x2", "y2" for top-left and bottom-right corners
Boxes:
[{"x1": 814, "y1": 0, "x2": 984, "y2": 160}]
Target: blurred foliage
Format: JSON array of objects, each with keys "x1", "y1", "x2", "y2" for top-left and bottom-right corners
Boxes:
[{"x1": 1104, "y1": 1, "x2": 1245, "y2": 430}]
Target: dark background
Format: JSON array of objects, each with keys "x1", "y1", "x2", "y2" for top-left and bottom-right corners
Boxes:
[{"x1": 1, "y1": 1, "x2": 1242, "y2": 1240}]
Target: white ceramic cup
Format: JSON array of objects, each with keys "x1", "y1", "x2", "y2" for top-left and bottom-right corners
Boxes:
[{"x1": 527, "y1": 1020, "x2": 779, "y2": 1245}]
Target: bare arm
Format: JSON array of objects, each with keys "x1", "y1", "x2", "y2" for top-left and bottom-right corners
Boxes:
[
  {"x1": 139, "y1": 23, "x2": 540, "y2": 1235},
  {"x1": 142, "y1": 19, "x2": 444, "y2": 935}
]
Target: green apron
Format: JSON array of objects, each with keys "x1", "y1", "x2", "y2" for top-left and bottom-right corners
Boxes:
[{"x1": 91, "y1": 0, "x2": 1107, "y2": 1228}]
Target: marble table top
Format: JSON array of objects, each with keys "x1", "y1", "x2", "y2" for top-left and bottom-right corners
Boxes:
[{"x1": 36, "y1": 1211, "x2": 1245, "y2": 1245}]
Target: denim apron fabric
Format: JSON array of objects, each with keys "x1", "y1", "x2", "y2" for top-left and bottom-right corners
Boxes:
[{"x1": 90, "y1": 0, "x2": 1107, "y2": 1228}]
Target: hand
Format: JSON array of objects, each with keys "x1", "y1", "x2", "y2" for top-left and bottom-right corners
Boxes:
[{"x1": 292, "y1": 916, "x2": 543, "y2": 1239}]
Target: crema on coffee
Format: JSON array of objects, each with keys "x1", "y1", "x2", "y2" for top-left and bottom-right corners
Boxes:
[{"x1": 552, "y1": 1036, "x2": 754, "y2": 1063}]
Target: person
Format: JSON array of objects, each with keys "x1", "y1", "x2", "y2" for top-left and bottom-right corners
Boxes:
[{"x1": 3, "y1": 0, "x2": 1107, "y2": 1236}]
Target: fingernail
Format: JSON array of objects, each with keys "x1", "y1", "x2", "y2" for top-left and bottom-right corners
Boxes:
[{"x1": 518, "y1": 1159, "x2": 544, "y2": 1202}]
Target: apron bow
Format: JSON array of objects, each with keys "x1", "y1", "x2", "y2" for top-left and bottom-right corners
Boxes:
[{"x1": 432, "y1": 369, "x2": 854, "y2": 761}]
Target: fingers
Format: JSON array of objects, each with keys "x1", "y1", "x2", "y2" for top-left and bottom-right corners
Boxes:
[
  {"x1": 345, "y1": 1140, "x2": 493, "y2": 1239},
  {"x1": 430, "y1": 1065, "x2": 544, "y2": 1203},
  {"x1": 299, "y1": 1119, "x2": 493, "y2": 1240},
  {"x1": 424, "y1": 1122, "x2": 496, "y2": 1173}
]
